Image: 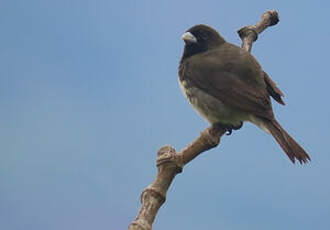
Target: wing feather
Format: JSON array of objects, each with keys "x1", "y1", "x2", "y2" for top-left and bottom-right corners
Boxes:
[{"x1": 180, "y1": 43, "x2": 275, "y2": 120}]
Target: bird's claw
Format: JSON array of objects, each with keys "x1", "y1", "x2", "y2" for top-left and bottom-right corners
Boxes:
[
  {"x1": 223, "y1": 122, "x2": 243, "y2": 136},
  {"x1": 226, "y1": 128, "x2": 233, "y2": 135}
]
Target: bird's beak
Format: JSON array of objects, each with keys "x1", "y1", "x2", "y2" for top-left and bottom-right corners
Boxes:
[{"x1": 181, "y1": 32, "x2": 197, "y2": 43}]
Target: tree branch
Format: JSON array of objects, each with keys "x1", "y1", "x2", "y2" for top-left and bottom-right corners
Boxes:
[
  {"x1": 238, "y1": 10, "x2": 279, "y2": 52},
  {"x1": 128, "y1": 10, "x2": 279, "y2": 230}
]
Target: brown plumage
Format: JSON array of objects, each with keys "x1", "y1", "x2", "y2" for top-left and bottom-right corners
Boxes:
[
  {"x1": 179, "y1": 24, "x2": 310, "y2": 164},
  {"x1": 264, "y1": 71, "x2": 285, "y2": 105}
]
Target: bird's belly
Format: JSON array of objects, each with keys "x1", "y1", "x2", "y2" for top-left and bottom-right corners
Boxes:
[{"x1": 179, "y1": 79, "x2": 247, "y2": 125}]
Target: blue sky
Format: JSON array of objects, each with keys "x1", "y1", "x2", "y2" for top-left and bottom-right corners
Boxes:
[{"x1": 1, "y1": 0, "x2": 330, "y2": 229}]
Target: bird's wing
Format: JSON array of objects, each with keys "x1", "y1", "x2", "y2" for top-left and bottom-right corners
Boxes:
[
  {"x1": 263, "y1": 71, "x2": 285, "y2": 105},
  {"x1": 181, "y1": 49, "x2": 274, "y2": 120}
]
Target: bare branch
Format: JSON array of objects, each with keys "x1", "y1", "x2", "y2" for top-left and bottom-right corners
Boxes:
[
  {"x1": 128, "y1": 10, "x2": 279, "y2": 230},
  {"x1": 129, "y1": 125, "x2": 226, "y2": 230},
  {"x1": 238, "y1": 10, "x2": 279, "y2": 52}
]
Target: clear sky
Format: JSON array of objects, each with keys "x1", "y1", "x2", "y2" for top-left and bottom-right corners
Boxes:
[{"x1": 1, "y1": 0, "x2": 330, "y2": 230}]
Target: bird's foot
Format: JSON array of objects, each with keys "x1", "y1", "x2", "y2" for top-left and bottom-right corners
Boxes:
[{"x1": 214, "y1": 122, "x2": 243, "y2": 136}]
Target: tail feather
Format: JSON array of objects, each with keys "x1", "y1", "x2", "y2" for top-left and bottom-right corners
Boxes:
[{"x1": 264, "y1": 119, "x2": 310, "y2": 164}]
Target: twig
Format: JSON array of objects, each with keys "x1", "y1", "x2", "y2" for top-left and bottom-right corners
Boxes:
[
  {"x1": 128, "y1": 10, "x2": 280, "y2": 230},
  {"x1": 238, "y1": 10, "x2": 279, "y2": 52}
]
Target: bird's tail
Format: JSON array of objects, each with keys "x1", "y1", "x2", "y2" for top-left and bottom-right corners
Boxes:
[{"x1": 263, "y1": 119, "x2": 310, "y2": 164}]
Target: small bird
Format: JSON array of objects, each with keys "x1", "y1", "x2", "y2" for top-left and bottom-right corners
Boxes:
[{"x1": 178, "y1": 24, "x2": 310, "y2": 164}]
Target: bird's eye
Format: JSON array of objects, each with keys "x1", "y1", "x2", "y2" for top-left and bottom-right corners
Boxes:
[{"x1": 199, "y1": 30, "x2": 208, "y2": 40}]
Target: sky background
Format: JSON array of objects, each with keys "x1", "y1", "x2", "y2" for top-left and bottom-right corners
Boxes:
[{"x1": 1, "y1": 0, "x2": 330, "y2": 230}]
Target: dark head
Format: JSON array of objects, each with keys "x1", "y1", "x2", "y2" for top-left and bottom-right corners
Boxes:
[{"x1": 180, "y1": 24, "x2": 226, "y2": 61}]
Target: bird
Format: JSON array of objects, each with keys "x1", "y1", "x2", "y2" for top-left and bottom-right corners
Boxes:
[{"x1": 178, "y1": 24, "x2": 310, "y2": 164}]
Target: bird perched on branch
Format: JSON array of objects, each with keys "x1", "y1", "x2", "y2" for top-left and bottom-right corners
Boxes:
[{"x1": 179, "y1": 24, "x2": 310, "y2": 164}]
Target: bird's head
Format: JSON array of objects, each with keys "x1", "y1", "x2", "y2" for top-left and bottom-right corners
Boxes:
[{"x1": 181, "y1": 24, "x2": 226, "y2": 60}]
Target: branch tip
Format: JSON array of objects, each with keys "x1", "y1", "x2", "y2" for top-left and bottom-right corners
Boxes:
[
  {"x1": 263, "y1": 10, "x2": 279, "y2": 26},
  {"x1": 157, "y1": 145, "x2": 175, "y2": 157}
]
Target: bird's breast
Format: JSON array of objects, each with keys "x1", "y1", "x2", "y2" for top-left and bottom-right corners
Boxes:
[{"x1": 179, "y1": 78, "x2": 245, "y2": 125}]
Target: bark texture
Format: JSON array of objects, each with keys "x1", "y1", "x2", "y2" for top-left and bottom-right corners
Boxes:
[{"x1": 128, "y1": 10, "x2": 280, "y2": 230}]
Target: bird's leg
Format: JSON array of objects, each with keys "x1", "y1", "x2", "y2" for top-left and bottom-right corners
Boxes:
[
  {"x1": 232, "y1": 121, "x2": 243, "y2": 130},
  {"x1": 214, "y1": 122, "x2": 243, "y2": 136},
  {"x1": 226, "y1": 128, "x2": 233, "y2": 136}
]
